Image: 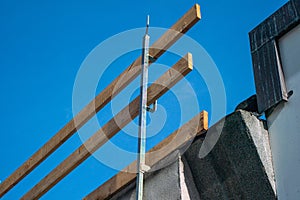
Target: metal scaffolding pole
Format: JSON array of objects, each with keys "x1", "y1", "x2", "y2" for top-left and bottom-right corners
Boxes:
[{"x1": 136, "y1": 15, "x2": 150, "y2": 200}]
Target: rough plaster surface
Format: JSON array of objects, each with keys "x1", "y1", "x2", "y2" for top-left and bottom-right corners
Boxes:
[
  {"x1": 110, "y1": 152, "x2": 199, "y2": 200},
  {"x1": 184, "y1": 110, "x2": 276, "y2": 200},
  {"x1": 110, "y1": 110, "x2": 276, "y2": 200}
]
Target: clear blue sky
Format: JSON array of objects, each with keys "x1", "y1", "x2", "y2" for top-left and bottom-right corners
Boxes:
[{"x1": 0, "y1": 0, "x2": 287, "y2": 199}]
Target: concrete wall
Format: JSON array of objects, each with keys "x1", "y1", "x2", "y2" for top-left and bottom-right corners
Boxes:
[
  {"x1": 267, "y1": 24, "x2": 300, "y2": 199},
  {"x1": 110, "y1": 153, "x2": 200, "y2": 200},
  {"x1": 110, "y1": 110, "x2": 276, "y2": 200},
  {"x1": 184, "y1": 110, "x2": 275, "y2": 200}
]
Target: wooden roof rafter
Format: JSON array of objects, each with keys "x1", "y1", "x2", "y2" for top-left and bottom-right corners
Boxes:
[{"x1": 0, "y1": 4, "x2": 202, "y2": 199}]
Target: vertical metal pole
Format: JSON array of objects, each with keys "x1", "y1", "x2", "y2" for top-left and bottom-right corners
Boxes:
[{"x1": 136, "y1": 15, "x2": 150, "y2": 200}]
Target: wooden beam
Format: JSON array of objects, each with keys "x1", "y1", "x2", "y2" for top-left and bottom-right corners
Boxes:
[
  {"x1": 150, "y1": 4, "x2": 201, "y2": 60},
  {"x1": 21, "y1": 53, "x2": 194, "y2": 200},
  {"x1": 0, "y1": 4, "x2": 201, "y2": 197},
  {"x1": 83, "y1": 111, "x2": 208, "y2": 200}
]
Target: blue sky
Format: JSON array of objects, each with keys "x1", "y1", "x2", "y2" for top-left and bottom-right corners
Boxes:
[{"x1": 0, "y1": 0, "x2": 287, "y2": 199}]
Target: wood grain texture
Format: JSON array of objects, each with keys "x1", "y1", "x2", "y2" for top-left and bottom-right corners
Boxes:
[
  {"x1": 84, "y1": 111, "x2": 208, "y2": 200},
  {"x1": 0, "y1": 4, "x2": 201, "y2": 198},
  {"x1": 21, "y1": 53, "x2": 193, "y2": 200}
]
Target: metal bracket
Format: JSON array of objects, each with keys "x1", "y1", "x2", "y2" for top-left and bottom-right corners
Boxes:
[
  {"x1": 146, "y1": 100, "x2": 157, "y2": 113},
  {"x1": 140, "y1": 164, "x2": 151, "y2": 173},
  {"x1": 148, "y1": 55, "x2": 156, "y2": 63}
]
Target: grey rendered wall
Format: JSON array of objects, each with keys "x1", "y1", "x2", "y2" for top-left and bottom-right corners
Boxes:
[
  {"x1": 267, "y1": 24, "x2": 300, "y2": 200},
  {"x1": 110, "y1": 110, "x2": 275, "y2": 200},
  {"x1": 184, "y1": 110, "x2": 276, "y2": 200}
]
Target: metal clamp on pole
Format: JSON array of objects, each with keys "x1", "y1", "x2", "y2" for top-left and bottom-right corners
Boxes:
[
  {"x1": 148, "y1": 55, "x2": 157, "y2": 63},
  {"x1": 140, "y1": 164, "x2": 151, "y2": 173},
  {"x1": 146, "y1": 100, "x2": 157, "y2": 113}
]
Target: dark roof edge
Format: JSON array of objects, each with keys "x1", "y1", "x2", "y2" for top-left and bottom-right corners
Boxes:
[{"x1": 249, "y1": 0, "x2": 300, "y2": 52}]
